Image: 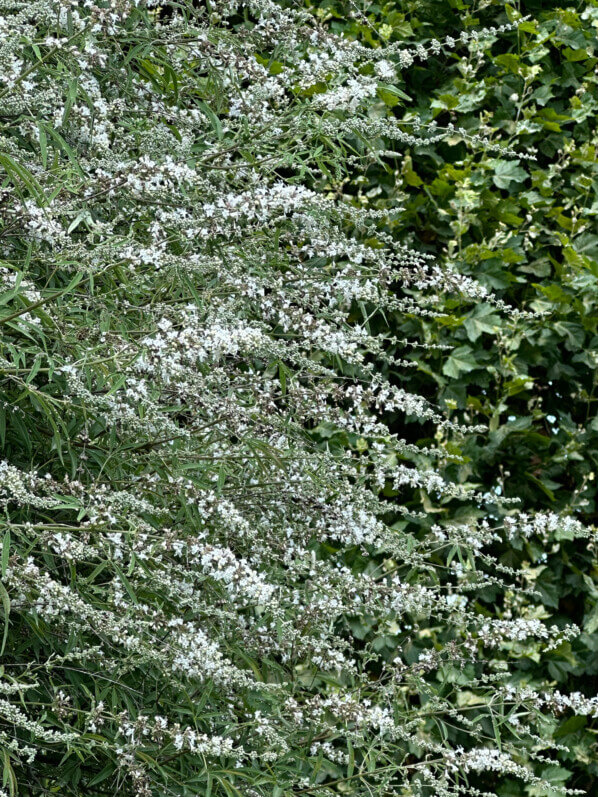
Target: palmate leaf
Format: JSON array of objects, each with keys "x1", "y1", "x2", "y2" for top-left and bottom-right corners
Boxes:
[
  {"x1": 442, "y1": 345, "x2": 478, "y2": 377},
  {"x1": 463, "y1": 304, "x2": 501, "y2": 342}
]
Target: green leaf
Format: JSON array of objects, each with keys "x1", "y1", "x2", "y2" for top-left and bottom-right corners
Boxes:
[
  {"x1": 1, "y1": 532, "x2": 10, "y2": 579},
  {"x1": 463, "y1": 305, "x2": 501, "y2": 342},
  {"x1": 491, "y1": 159, "x2": 528, "y2": 189},
  {"x1": 442, "y1": 346, "x2": 478, "y2": 378},
  {"x1": 541, "y1": 765, "x2": 572, "y2": 784},
  {"x1": 1, "y1": 748, "x2": 17, "y2": 796},
  {"x1": 377, "y1": 83, "x2": 411, "y2": 101},
  {"x1": 553, "y1": 321, "x2": 585, "y2": 351},
  {"x1": 0, "y1": 582, "x2": 10, "y2": 656},
  {"x1": 197, "y1": 100, "x2": 223, "y2": 140},
  {"x1": 62, "y1": 77, "x2": 78, "y2": 126},
  {"x1": 584, "y1": 603, "x2": 598, "y2": 634},
  {"x1": 562, "y1": 47, "x2": 589, "y2": 62},
  {"x1": 86, "y1": 763, "x2": 117, "y2": 787},
  {"x1": 39, "y1": 123, "x2": 84, "y2": 175},
  {"x1": 278, "y1": 361, "x2": 287, "y2": 395},
  {"x1": 38, "y1": 123, "x2": 48, "y2": 168},
  {"x1": 113, "y1": 563, "x2": 138, "y2": 605},
  {"x1": 0, "y1": 153, "x2": 46, "y2": 204},
  {"x1": 554, "y1": 715, "x2": 587, "y2": 737}
]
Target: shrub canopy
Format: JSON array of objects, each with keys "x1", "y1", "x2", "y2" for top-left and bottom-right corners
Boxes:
[{"x1": 0, "y1": 1, "x2": 596, "y2": 795}]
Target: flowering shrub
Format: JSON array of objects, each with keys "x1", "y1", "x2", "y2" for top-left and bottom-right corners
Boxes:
[{"x1": 0, "y1": 0, "x2": 595, "y2": 795}]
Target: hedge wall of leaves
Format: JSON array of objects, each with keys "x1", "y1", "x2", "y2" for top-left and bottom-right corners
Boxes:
[{"x1": 317, "y1": 0, "x2": 598, "y2": 791}]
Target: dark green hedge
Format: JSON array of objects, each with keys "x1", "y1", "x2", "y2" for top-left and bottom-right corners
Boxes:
[{"x1": 312, "y1": 0, "x2": 598, "y2": 791}]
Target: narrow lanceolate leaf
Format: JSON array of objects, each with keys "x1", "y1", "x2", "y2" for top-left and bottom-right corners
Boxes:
[
  {"x1": 1, "y1": 531, "x2": 10, "y2": 579},
  {"x1": 0, "y1": 582, "x2": 10, "y2": 656}
]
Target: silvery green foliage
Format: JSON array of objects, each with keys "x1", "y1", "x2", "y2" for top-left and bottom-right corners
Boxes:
[{"x1": 0, "y1": 0, "x2": 593, "y2": 794}]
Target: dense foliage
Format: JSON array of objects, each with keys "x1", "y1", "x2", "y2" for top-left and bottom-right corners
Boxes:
[
  {"x1": 326, "y1": 0, "x2": 598, "y2": 791},
  {"x1": 0, "y1": 0, "x2": 596, "y2": 795}
]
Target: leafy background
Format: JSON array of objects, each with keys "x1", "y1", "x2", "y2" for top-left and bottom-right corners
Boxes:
[{"x1": 314, "y1": 0, "x2": 598, "y2": 791}]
